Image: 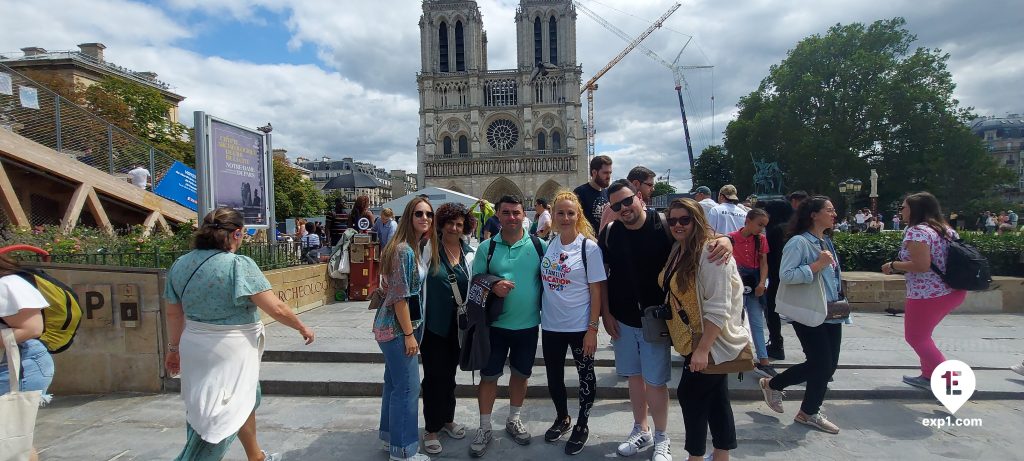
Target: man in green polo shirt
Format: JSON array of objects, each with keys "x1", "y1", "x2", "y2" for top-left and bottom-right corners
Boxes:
[{"x1": 468, "y1": 194, "x2": 546, "y2": 457}]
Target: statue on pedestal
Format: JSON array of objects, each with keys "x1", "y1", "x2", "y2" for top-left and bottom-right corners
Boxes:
[{"x1": 752, "y1": 155, "x2": 785, "y2": 196}]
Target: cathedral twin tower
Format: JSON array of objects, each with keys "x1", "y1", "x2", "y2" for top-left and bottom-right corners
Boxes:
[{"x1": 417, "y1": 0, "x2": 587, "y2": 203}]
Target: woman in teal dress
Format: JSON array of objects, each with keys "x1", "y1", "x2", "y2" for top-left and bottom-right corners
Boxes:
[{"x1": 164, "y1": 207, "x2": 315, "y2": 461}]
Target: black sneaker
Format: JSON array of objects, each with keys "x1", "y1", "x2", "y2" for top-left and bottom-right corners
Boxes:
[
  {"x1": 564, "y1": 425, "x2": 589, "y2": 455},
  {"x1": 766, "y1": 341, "x2": 785, "y2": 361},
  {"x1": 754, "y1": 363, "x2": 779, "y2": 378},
  {"x1": 544, "y1": 416, "x2": 571, "y2": 442}
]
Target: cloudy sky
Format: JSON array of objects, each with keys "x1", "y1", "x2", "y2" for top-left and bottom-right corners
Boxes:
[{"x1": 3, "y1": 0, "x2": 1022, "y2": 191}]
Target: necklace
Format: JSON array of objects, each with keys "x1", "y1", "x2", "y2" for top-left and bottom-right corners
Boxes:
[{"x1": 443, "y1": 240, "x2": 461, "y2": 265}]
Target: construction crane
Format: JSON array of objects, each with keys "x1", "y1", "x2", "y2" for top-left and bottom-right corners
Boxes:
[
  {"x1": 576, "y1": 1, "x2": 712, "y2": 176},
  {"x1": 579, "y1": 2, "x2": 680, "y2": 158}
]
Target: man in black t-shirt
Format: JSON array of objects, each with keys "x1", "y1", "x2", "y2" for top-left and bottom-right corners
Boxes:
[
  {"x1": 574, "y1": 155, "x2": 612, "y2": 233},
  {"x1": 598, "y1": 180, "x2": 732, "y2": 459},
  {"x1": 482, "y1": 215, "x2": 501, "y2": 240}
]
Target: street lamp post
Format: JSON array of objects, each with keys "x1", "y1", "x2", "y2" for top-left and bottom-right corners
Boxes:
[{"x1": 838, "y1": 178, "x2": 863, "y2": 221}]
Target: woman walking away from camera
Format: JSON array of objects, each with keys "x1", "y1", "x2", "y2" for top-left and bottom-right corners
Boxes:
[
  {"x1": 0, "y1": 255, "x2": 54, "y2": 461},
  {"x1": 728, "y1": 208, "x2": 776, "y2": 378},
  {"x1": 165, "y1": 207, "x2": 315, "y2": 461},
  {"x1": 540, "y1": 191, "x2": 606, "y2": 455},
  {"x1": 420, "y1": 203, "x2": 476, "y2": 455},
  {"x1": 374, "y1": 197, "x2": 439, "y2": 461},
  {"x1": 759, "y1": 196, "x2": 845, "y2": 434},
  {"x1": 662, "y1": 198, "x2": 750, "y2": 461},
  {"x1": 881, "y1": 192, "x2": 966, "y2": 390}
]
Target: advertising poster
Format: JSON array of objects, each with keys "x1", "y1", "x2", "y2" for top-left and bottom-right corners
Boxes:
[
  {"x1": 209, "y1": 119, "x2": 268, "y2": 226},
  {"x1": 153, "y1": 161, "x2": 198, "y2": 211}
]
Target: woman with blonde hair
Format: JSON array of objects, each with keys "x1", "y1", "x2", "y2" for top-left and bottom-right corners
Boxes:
[
  {"x1": 165, "y1": 207, "x2": 315, "y2": 461},
  {"x1": 373, "y1": 197, "x2": 439, "y2": 461},
  {"x1": 539, "y1": 190, "x2": 606, "y2": 455},
  {"x1": 661, "y1": 198, "x2": 750, "y2": 461}
]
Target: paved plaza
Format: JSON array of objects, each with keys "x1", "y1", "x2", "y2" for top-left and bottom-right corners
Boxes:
[{"x1": 33, "y1": 302, "x2": 1024, "y2": 460}]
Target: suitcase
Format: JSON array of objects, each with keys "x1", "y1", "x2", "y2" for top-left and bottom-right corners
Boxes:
[{"x1": 348, "y1": 243, "x2": 379, "y2": 301}]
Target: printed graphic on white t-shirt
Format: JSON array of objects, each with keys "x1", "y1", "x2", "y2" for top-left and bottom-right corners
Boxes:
[{"x1": 541, "y1": 234, "x2": 606, "y2": 332}]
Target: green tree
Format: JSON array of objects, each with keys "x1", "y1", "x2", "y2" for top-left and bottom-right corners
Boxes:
[
  {"x1": 691, "y1": 145, "x2": 733, "y2": 195},
  {"x1": 273, "y1": 157, "x2": 326, "y2": 219},
  {"x1": 723, "y1": 18, "x2": 1012, "y2": 212},
  {"x1": 652, "y1": 181, "x2": 676, "y2": 198}
]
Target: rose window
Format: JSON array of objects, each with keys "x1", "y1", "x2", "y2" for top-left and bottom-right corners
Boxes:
[{"x1": 486, "y1": 119, "x2": 519, "y2": 151}]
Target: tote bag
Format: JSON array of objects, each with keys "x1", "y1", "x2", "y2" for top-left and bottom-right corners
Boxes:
[
  {"x1": 774, "y1": 238, "x2": 827, "y2": 327},
  {"x1": 0, "y1": 328, "x2": 42, "y2": 461}
]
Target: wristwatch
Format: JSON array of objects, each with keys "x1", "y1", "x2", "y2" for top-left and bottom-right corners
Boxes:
[{"x1": 588, "y1": 320, "x2": 600, "y2": 331}]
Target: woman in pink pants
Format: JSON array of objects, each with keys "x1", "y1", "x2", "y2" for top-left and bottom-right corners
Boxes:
[{"x1": 881, "y1": 192, "x2": 966, "y2": 390}]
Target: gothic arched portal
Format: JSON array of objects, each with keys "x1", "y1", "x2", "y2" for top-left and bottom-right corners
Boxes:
[
  {"x1": 482, "y1": 177, "x2": 525, "y2": 204},
  {"x1": 534, "y1": 179, "x2": 561, "y2": 203}
]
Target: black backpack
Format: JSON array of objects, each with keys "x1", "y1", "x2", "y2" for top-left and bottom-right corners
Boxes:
[{"x1": 931, "y1": 234, "x2": 991, "y2": 291}]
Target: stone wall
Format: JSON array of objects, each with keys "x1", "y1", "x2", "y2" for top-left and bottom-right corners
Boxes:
[
  {"x1": 22, "y1": 262, "x2": 337, "y2": 395},
  {"x1": 842, "y1": 271, "x2": 1024, "y2": 313}
]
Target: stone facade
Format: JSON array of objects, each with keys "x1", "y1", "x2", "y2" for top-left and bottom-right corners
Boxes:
[{"x1": 417, "y1": 0, "x2": 587, "y2": 203}]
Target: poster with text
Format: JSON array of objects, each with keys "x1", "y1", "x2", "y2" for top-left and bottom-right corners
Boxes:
[
  {"x1": 210, "y1": 119, "x2": 268, "y2": 226},
  {"x1": 153, "y1": 161, "x2": 198, "y2": 211}
]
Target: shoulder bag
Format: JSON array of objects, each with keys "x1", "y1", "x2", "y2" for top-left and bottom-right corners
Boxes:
[
  {"x1": 0, "y1": 328, "x2": 42, "y2": 460},
  {"x1": 813, "y1": 236, "x2": 851, "y2": 321},
  {"x1": 774, "y1": 237, "x2": 828, "y2": 327}
]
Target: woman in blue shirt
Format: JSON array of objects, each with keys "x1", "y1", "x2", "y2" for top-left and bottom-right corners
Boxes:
[
  {"x1": 373, "y1": 197, "x2": 439, "y2": 461},
  {"x1": 164, "y1": 207, "x2": 315, "y2": 461},
  {"x1": 758, "y1": 196, "x2": 844, "y2": 435}
]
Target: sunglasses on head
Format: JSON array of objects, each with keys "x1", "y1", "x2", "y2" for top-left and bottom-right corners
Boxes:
[
  {"x1": 610, "y1": 195, "x2": 636, "y2": 212},
  {"x1": 414, "y1": 210, "x2": 434, "y2": 219},
  {"x1": 667, "y1": 215, "x2": 692, "y2": 227}
]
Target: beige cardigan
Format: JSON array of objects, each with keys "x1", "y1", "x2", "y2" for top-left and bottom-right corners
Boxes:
[{"x1": 666, "y1": 243, "x2": 752, "y2": 364}]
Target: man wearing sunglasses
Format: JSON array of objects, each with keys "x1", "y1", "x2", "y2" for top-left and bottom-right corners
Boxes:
[
  {"x1": 574, "y1": 155, "x2": 613, "y2": 234},
  {"x1": 598, "y1": 180, "x2": 733, "y2": 461}
]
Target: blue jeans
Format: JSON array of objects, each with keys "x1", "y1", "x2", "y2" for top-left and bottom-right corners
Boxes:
[
  {"x1": 743, "y1": 294, "x2": 769, "y2": 361},
  {"x1": 0, "y1": 338, "x2": 54, "y2": 404},
  {"x1": 379, "y1": 330, "x2": 422, "y2": 459}
]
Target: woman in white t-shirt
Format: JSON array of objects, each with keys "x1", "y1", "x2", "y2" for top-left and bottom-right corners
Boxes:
[
  {"x1": 0, "y1": 256, "x2": 54, "y2": 461},
  {"x1": 539, "y1": 190, "x2": 607, "y2": 456}
]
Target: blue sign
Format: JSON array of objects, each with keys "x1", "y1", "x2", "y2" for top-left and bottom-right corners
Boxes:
[{"x1": 154, "y1": 161, "x2": 198, "y2": 211}]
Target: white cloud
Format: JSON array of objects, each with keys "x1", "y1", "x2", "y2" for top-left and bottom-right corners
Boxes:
[{"x1": 3, "y1": 0, "x2": 1022, "y2": 192}]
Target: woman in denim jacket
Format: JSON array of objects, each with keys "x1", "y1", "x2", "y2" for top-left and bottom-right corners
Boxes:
[
  {"x1": 758, "y1": 196, "x2": 846, "y2": 434},
  {"x1": 373, "y1": 196, "x2": 439, "y2": 461}
]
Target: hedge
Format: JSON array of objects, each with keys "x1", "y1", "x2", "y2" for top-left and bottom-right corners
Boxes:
[{"x1": 831, "y1": 231, "x2": 1024, "y2": 276}]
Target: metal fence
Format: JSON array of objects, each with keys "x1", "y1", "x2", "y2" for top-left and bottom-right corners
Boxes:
[
  {"x1": 0, "y1": 62, "x2": 182, "y2": 214},
  {"x1": 11, "y1": 241, "x2": 305, "y2": 271}
]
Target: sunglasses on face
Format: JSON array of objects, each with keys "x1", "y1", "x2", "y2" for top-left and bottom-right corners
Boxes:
[
  {"x1": 610, "y1": 195, "x2": 636, "y2": 212},
  {"x1": 667, "y1": 215, "x2": 692, "y2": 227},
  {"x1": 414, "y1": 210, "x2": 434, "y2": 219}
]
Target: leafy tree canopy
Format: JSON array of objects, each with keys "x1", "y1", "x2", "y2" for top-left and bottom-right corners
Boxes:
[
  {"x1": 652, "y1": 181, "x2": 676, "y2": 198},
  {"x1": 723, "y1": 17, "x2": 1012, "y2": 213},
  {"x1": 691, "y1": 145, "x2": 733, "y2": 195},
  {"x1": 273, "y1": 156, "x2": 326, "y2": 219}
]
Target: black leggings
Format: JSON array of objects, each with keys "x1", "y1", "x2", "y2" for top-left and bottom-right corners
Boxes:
[
  {"x1": 769, "y1": 322, "x2": 842, "y2": 415},
  {"x1": 764, "y1": 276, "x2": 783, "y2": 345},
  {"x1": 420, "y1": 324, "x2": 460, "y2": 433},
  {"x1": 676, "y1": 359, "x2": 737, "y2": 457},
  {"x1": 542, "y1": 330, "x2": 596, "y2": 427}
]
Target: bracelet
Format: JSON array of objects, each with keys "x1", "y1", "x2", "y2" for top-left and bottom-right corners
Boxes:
[
  {"x1": 168, "y1": 344, "x2": 179, "y2": 353},
  {"x1": 403, "y1": 332, "x2": 414, "y2": 337}
]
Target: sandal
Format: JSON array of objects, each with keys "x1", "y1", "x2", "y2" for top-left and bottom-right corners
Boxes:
[
  {"x1": 423, "y1": 436, "x2": 443, "y2": 454},
  {"x1": 441, "y1": 422, "x2": 467, "y2": 439}
]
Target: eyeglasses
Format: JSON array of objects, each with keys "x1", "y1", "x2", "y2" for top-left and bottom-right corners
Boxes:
[
  {"x1": 643, "y1": 182, "x2": 655, "y2": 188},
  {"x1": 898, "y1": 205, "x2": 906, "y2": 211},
  {"x1": 414, "y1": 210, "x2": 434, "y2": 219},
  {"x1": 610, "y1": 195, "x2": 636, "y2": 212},
  {"x1": 667, "y1": 215, "x2": 692, "y2": 227}
]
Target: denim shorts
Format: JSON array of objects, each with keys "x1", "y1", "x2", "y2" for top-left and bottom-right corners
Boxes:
[
  {"x1": 612, "y1": 321, "x2": 671, "y2": 386},
  {"x1": 481, "y1": 326, "x2": 539, "y2": 381},
  {"x1": 0, "y1": 338, "x2": 55, "y2": 402}
]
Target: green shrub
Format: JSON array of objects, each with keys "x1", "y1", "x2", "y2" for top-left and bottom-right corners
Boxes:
[{"x1": 832, "y1": 231, "x2": 1024, "y2": 276}]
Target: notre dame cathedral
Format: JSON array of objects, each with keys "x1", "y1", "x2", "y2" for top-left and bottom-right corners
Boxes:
[{"x1": 416, "y1": 0, "x2": 587, "y2": 203}]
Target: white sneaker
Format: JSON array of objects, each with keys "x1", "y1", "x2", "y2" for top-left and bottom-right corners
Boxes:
[
  {"x1": 389, "y1": 453, "x2": 430, "y2": 461},
  {"x1": 616, "y1": 426, "x2": 653, "y2": 456},
  {"x1": 1011, "y1": 361, "x2": 1024, "y2": 377},
  {"x1": 651, "y1": 438, "x2": 672, "y2": 461}
]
